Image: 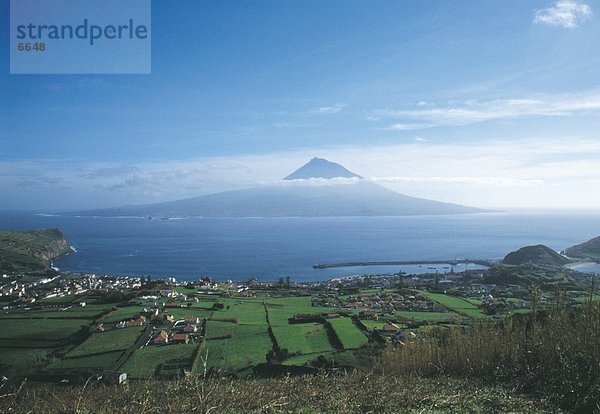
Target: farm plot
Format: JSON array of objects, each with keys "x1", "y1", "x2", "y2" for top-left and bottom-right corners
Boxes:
[
  {"x1": 0, "y1": 347, "x2": 54, "y2": 374},
  {"x1": 265, "y1": 299, "x2": 335, "y2": 357},
  {"x1": 395, "y1": 310, "x2": 459, "y2": 321},
  {"x1": 66, "y1": 326, "x2": 145, "y2": 357},
  {"x1": 205, "y1": 320, "x2": 235, "y2": 339},
  {"x1": 0, "y1": 304, "x2": 112, "y2": 320},
  {"x1": 420, "y1": 291, "x2": 485, "y2": 318},
  {"x1": 121, "y1": 343, "x2": 199, "y2": 379},
  {"x1": 165, "y1": 307, "x2": 213, "y2": 320},
  {"x1": 46, "y1": 350, "x2": 122, "y2": 371},
  {"x1": 271, "y1": 323, "x2": 334, "y2": 356},
  {"x1": 358, "y1": 319, "x2": 394, "y2": 331},
  {"x1": 203, "y1": 324, "x2": 272, "y2": 373},
  {"x1": 101, "y1": 305, "x2": 144, "y2": 324},
  {"x1": 215, "y1": 299, "x2": 267, "y2": 325},
  {"x1": 327, "y1": 317, "x2": 368, "y2": 349},
  {"x1": 0, "y1": 318, "x2": 90, "y2": 341}
]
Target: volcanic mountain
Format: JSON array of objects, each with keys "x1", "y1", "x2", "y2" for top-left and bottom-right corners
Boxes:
[
  {"x1": 283, "y1": 157, "x2": 362, "y2": 180},
  {"x1": 68, "y1": 158, "x2": 486, "y2": 218}
]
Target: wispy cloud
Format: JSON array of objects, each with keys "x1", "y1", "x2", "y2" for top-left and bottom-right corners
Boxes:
[
  {"x1": 316, "y1": 103, "x2": 348, "y2": 114},
  {"x1": 376, "y1": 92, "x2": 600, "y2": 130},
  {"x1": 534, "y1": 0, "x2": 592, "y2": 28},
  {"x1": 371, "y1": 176, "x2": 544, "y2": 188},
  {"x1": 3, "y1": 137, "x2": 600, "y2": 210}
]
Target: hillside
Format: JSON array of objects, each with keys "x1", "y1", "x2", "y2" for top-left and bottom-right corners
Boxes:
[
  {"x1": 67, "y1": 159, "x2": 485, "y2": 218},
  {"x1": 0, "y1": 228, "x2": 72, "y2": 273},
  {"x1": 501, "y1": 244, "x2": 571, "y2": 268},
  {"x1": 564, "y1": 235, "x2": 600, "y2": 260}
]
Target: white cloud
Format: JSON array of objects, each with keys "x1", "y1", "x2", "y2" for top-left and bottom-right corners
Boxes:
[
  {"x1": 385, "y1": 123, "x2": 431, "y2": 131},
  {"x1": 376, "y1": 92, "x2": 600, "y2": 129},
  {"x1": 534, "y1": 0, "x2": 592, "y2": 28},
  {"x1": 316, "y1": 103, "x2": 348, "y2": 114},
  {"x1": 3, "y1": 137, "x2": 600, "y2": 210},
  {"x1": 371, "y1": 176, "x2": 544, "y2": 188},
  {"x1": 275, "y1": 177, "x2": 361, "y2": 186}
]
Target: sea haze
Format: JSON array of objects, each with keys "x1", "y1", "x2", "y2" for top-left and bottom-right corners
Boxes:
[{"x1": 1, "y1": 211, "x2": 600, "y2": 282}]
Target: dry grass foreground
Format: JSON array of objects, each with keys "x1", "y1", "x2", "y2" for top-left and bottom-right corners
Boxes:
[{"x1": 0, "y1": 373, "x2": 561, "y2": 414}]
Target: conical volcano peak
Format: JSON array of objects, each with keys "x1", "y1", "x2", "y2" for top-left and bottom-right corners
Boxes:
[{"x1": 283, "y1": 157, "x2": 363, "y2": 180}]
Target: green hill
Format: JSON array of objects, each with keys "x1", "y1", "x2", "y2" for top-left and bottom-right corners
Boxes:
[
  {"x1": 0, "y1": 228, "x2": 72, "y2": 274},
  {"x1": 501, "y1": 244, "x2": 571, "y2": 268},
  {"x1": 564, "y1": 236, "x2": 600, "y2": 261}
]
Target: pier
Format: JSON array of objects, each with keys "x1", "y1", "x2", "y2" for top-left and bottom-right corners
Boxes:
[{"x1": 313, "y1": 259, "x2": 493, "y2": 269}]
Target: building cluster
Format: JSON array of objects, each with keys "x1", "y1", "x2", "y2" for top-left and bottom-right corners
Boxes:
[
  {"x1": 340, "y1": 291, "x2": 447, "y2": 314},
  {"x1": 151, "y1": 316, "x2": 203, "y2": 346}
]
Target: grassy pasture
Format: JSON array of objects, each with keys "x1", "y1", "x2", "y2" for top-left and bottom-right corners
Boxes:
[
  {"x1": 0, "y1": 318, "x2": 89, "y2": 341},
  {"x1": 215, "y1": 299, "x2": 267, "y2": 325},
  {"x1": 166, "y1": 307, "x2": 212, "y2": 320},
  {"x1": 272, "y1": 323, "x2": 333, "y2": 356},
  {"x1": 46, "y1": 350, "x2": 122, "y2": 371},
  {"x1": 101, "y1": 305, "x2": 141, "y2": 323},
  {"x1": 205, "y1": 320, "x2": 235, "y2": 339},
  {"x1": 419, "y1": 291, "x2": 485, "y2": 318},
  {"x1": 203, "y1": 324, "x2": 272, "y2": 373},
  {"x1": 0, "y1": 304, "x2": 112, "y2": 320},
  {"x1": 327, "y1": 317, "x2": 368, "y2": 349},
  {"x1": 395, "y1": 310, "x2": 459, "y2": 321},
  {"x1": 122, "y1": 343, "x2": 198, "y2": 379},
  {"x1": 66, "y1": 326, "x2": 145, "y2": 357}
]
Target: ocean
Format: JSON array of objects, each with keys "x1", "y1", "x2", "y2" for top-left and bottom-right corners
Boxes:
[{"x1": 1, "y1": 211, "x2": 599, "y2": 282}]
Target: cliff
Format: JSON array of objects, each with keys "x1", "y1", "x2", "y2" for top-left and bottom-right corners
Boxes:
[{"x1": 0, "y1": 228, "x2": 73, "y2": 273}]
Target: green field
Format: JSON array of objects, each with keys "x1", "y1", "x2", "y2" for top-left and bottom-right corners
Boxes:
[
  {"x1": 203, "y1": 324, "x2": 272, "y2": 373},
  {"x1": 0, "y1": 318, "x2": 90, "y2": 341},
  {"x1": 67, "y1": 326, "x2": 145, "y2": 357},
  {"x1": 166, "y1": 307, "x2": 213, "y2": 320},
  {"x1": 0, "y1": 304, "x2": 113, "y2": 320},
  {"x1": 281, "y1": 353, "x2": 324, "y2": 366},
  {"x1": 122, "y1": 343, "x2": 199, "y2": 379},
  {"x1": 0, "y1": 347, "x2": 54, "y2": 375},
  {"x1": 205, "y1": 320, "x2": 235, "y2": 339},
  {"x1": 272, "y1": 323, "x2": 334, "y2": 356},
  {"x1": 215, "y1": 299, "x2": 267, "y2": 325},
  {"x1": 327, "y1": 317, "x2": 368, "y2": 349},
  {"x1": 419, "y1": 291, "x2": 486, "y2": 318},
  {"x1": 101, "y1": 305, "x2": 142, "y2": 323},
  {"x1": 359, "y1": 319, "x2": 402, "y2": 331},
  {"x1": 46, "y1": 350, "x2": 122, "y2": 371},
  {"x1": 395, "y1": 310, "x2": 459, "y2": 321},
  {"x1": 282, "y1": 350, "x2": 362, "y2": 368}
]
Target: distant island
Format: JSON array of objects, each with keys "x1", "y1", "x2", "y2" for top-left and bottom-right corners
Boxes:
[{"x1": 66, "y1": 158, "x2": 486, "y2": 218}]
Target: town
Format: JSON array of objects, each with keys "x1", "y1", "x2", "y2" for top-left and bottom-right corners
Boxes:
[{"x1": 0, "y1": 254, "x2": 595, "y2": 386}]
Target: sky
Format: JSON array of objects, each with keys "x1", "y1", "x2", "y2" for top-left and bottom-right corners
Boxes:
[{"x1": 2, "y1": 0, "x2": 600, "y2": 211}]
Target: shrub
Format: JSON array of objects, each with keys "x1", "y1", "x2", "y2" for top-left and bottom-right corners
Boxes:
[{"x1": 376, "y1": 303, "x2": 600, "y2": 412}]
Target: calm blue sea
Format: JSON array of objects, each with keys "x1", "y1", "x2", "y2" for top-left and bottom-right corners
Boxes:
[{"x1": 1, "y1": 211, "x2": 599, "y2": 282}]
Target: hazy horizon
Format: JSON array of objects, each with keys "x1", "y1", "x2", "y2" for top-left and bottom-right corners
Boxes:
[{"x1": 3, "y1": 1, "x2": 600, "y2": 211}]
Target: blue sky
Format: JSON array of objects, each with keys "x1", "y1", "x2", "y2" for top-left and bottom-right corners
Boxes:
[{"x1": 2, "y1": 0, "x2": 600, "y2": 210}]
